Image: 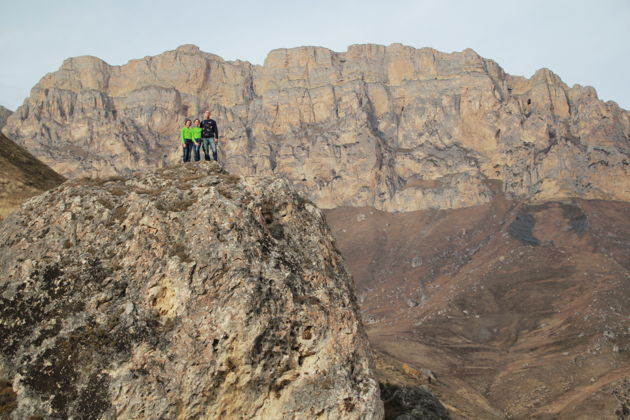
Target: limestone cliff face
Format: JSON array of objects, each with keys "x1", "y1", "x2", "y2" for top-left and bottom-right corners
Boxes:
[
  {"x1": 4, "y1": 44, "x2": 630, "y2": 211},
  {"x1": 0, "y1": 163, "x2": 383, "y2": 419}
]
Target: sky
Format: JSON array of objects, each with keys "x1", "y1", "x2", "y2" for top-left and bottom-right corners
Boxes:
[{"x1": 1, "y1": 0, "x2": 629, "y2": 110}]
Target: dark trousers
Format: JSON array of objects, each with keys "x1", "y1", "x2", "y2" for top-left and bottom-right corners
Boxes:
[
  {"x1": 193, "y1": 141, "x2": 201, "y2": 161},
  {"x1": 182, "y1": 140, "x2": 193, "y2": 163}
]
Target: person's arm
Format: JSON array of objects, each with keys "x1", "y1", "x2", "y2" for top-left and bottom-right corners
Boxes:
[
  {"x1": 181, "y1": 127, "x2": 185, "y2": 145},
  {"x1": 214, "y1": 121, "x2": 219, "y2": 141}
]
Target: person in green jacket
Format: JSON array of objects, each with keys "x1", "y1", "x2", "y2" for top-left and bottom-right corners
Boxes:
[
  {"x1": 181, "y1": 119, "x2": 194, "y2": 163},
  {"x1": 191, "y1": 119, "x2": 202, "y2": 162}
]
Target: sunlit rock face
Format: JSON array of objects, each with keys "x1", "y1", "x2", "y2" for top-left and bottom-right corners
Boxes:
[
  {"x1": 5, "y1": 43, "x2": 629, "y2": 211},
  {"x1": 0, "y1": 163, "x2": 383, "y2": 419}
]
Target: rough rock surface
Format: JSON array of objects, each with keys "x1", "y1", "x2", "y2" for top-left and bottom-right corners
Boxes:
[
  {"x1": 0, "y1": 162, "x2": 383, "y2": 419},
  {"x1": 0, "y1": 132, "x2": 64, "y2": 218},
  {"x1": 4, "y1": 44, "x2": 629, "y2": 211},
  {"x1": 380, "y1": 383, "x2": 450, "y2": 420},
  {"x1": 0, "y1": 106, "x2": 11, "y2": 130}
]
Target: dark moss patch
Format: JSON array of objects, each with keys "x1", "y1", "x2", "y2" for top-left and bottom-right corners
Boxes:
[
  {"x1": 0, "y1": 267, "x2": 62, "y2": 357},
  {"x1": 75, "y1": 373, "x2": 111, "y2": 419},
  {"x1": 16, "y1": 308, "x2": 160, "y2": 418},
  {"x1": 20, "y1": 337, "x2": 81, "y2": 416},
  {"x1": 0, "y1": 258, "x2": 129, "y2": 418},
  {"x1": 83, "y1": 258, "x2": 112, "y2": 285},
  {"x1": 31, "y1": 319, "x2": 62, "y2": 347},
  {"x1": 42, "y1": 263, "x2": 63, "y2": 285}
]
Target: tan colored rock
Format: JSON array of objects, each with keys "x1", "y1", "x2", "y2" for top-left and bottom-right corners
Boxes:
[
  {"x1": 4, "y1": 44, "x2": 630, "y2": 211},
  {"x1": 0, "y1": 163, "x2": 383, "y2": 419}
]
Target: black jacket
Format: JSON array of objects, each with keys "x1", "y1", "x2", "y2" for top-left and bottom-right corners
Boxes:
[{"x1": 200, "y1": 119, "x2": 219, "y2": 139}]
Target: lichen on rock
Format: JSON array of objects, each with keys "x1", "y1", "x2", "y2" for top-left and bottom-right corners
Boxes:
[{"x1": 0, "y1": 162, "x2": 383, "y2": 419}]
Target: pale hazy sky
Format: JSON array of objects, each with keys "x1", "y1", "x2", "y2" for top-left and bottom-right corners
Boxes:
[{"x1": 1, "y1": 0, "x2": 629, "y2": 110}]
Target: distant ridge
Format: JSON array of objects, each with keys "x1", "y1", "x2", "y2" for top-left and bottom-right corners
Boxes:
[{"x1": 4, "y1": 43, "x2": 629, "y2": 211}]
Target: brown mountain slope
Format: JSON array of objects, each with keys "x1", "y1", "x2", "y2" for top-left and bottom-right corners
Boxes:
[
  {"x1": 0, "y1": 132, "x2": 65, "y2": 218},
  {"x1": 3, "y1": 44, "x2": 630, "y2": 211},
  {"x1": 325, "y1": 196, "x2": 630, "y2": 419},
  {"x1": 0, "y1": 106, "x2": 11, "y2": 129},
  {"x1": 3, "y1": 43, "x2": 629, "y2": 417}
]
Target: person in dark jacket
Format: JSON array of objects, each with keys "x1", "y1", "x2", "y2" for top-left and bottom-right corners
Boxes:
[{"x1": 200, "y1": 111, "x2": 219, "y2": 161}]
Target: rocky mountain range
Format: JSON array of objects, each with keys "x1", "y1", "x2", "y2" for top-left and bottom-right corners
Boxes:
[
  {"x1": 3, "y1": 44, "x2": 629, "y2": 212},
  {"x1": 2, "y1": 43, "x2": 630, "y2": 418}
]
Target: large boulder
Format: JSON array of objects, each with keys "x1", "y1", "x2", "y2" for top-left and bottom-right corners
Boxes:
[{"x1": 0, "y1": 162, "x2": 383, "y2": 419}]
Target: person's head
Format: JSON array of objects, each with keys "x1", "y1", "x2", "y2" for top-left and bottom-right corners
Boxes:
[
  {"x1": 184, "y1": 119, "x2": 192, "y2": 127},
  {"x1": 203, "y1": 111, "x2": 210, "y2": 119},
  {"x1": 194, "y1": 119, "x2": 200, "y2": 127}
]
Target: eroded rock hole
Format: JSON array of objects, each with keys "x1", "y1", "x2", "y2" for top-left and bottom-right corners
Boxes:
[
  {"x1": 302, "y1": 326, "x2": 313, "y2": 340},
  {"x1": 260, "y1": 200, "x2": 285, "y2": 240}
]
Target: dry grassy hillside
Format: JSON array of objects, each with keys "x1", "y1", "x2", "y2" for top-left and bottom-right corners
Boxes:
[
  {"x1": 326, "y1": 194, "x2": 630, "y2": 419},
  {"x1": 0, "y1": 132, "x2": 65, "y2": 218}
]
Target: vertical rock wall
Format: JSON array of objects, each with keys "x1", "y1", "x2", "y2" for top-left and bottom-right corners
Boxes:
[{"x1": 4, "y1": 43, "x2": 630, "y2": 211}]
